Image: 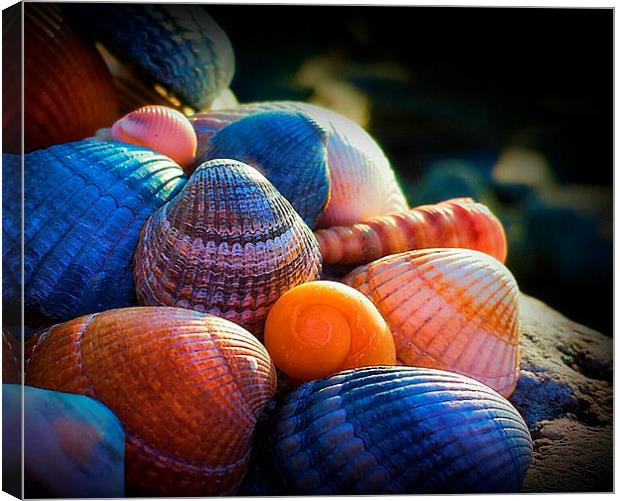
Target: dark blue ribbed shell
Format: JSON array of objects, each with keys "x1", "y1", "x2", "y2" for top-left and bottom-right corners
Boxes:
[
  {"x1": 274, "y1": 366, "x2": 532, "y2": 494},
  {"x1": 65, "y1": 4, "x2": 234, "y2": 110},
  {"x1": 3, "y1": 139, "x2": 186, "y2": 322},
  {"x1": 202, "y1": 110, "x2": 331, "y2": 228}
]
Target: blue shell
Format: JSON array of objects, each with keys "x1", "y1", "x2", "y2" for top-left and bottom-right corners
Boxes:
[
  {"x1": 202, "y1": 110, "x2": 331, "y2": 228},
  {"x1": 274, "y1": 366, "x2": 532, "y2": 494},
  {"x1": 3, "y1": 139, "x2": 186, "y2": 322},
  {"x1": 64, "y1": 4, "x2": 234, "y2": 110},
  {"x1": 3, "y1": 384, "x2": 125, "y2": 498}
]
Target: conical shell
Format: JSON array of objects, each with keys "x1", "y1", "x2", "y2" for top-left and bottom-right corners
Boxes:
[
  {"x1": 316, "y1": 197, "x2": 508, "y2": 266},
  {"x1": 20, "y1": 3, "x2": 119, "y2": 153},
  {"x1": 3, "y1": 384, "x2": 125, "y2": 498},
  {"x1": 274, "y1": 366, "x2": 532, "y2": 494},
  {"x1": 200, "y1": 110, "x2": 331, "y2": 227},
  {"x1": 134, "y1": 159, "x2": 322, "y2": 337},
  {"x1": 3, "y1": 139, "x2": 186, "y2": 323},
  {"x1": 343, "y1": 249, "x2": 520, "y2": 396},
  {"x1": 191, "y1": 101, "x2": 408, "y2": 227},
  {"x1": 25, "y1": 307, "x2": 277, "y2": 496},
  {"x1": 64, "y1": 4, "x2": 235, "y2": 111},
  {"x1": 111, "y1": 105, "x2": 197, "y2": 170}
]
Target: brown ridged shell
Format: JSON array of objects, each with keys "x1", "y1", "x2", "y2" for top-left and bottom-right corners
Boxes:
[
  {"x1": 134, "y1": 159, "x2": 322, "y2": 337},
  {"x1": 343, "y1": 248, "x2": 520, "y2": 396},
  {"x1": 25, "y1": 307, "x2": 277, "y2": 496},
  {"x1": 22, "y1": 3, "x2": 119, "y2": 153}
]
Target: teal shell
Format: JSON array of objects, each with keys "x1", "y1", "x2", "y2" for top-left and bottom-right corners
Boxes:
[
  {"x1": 274, "y1": 366, "x2": 532, "y2": 494},
  {"x1": 3, "y1": 384, "x2": 125, "y2": 498},
  {"x1": 3, "y1": 139, "x2": 186, "y2": 323}
]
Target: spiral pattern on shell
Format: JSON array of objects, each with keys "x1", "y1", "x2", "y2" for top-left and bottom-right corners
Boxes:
[
  {"x1": 315, "y1": 197, "x2": 508, "y2": 266},
  {"x1": 190, "y1": 101, "x2": 408, "y2": 227},
  {"x1": 111, "y1": 106, "x2": 197, "y2": 170},
  {"x1": 25, "y1": 307, "x2": 277, "y2": 496},
  {"x1": 274, "y1": 366, "x2": 532, "y2": 494},
  {"x1": 343, "y1": 248, "x2": 520, "y2": 396},
  {"x1": 133, "y1": 159, "x2": 322, "y2": 337}
]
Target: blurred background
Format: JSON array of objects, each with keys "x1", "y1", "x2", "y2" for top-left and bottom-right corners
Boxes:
[{"x1": 208, "y1": 6, "x2": 613, "y2": 335}]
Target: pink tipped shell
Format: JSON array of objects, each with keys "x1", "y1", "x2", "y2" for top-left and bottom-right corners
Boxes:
[
  {"x1": 343, "y1": 248, "x2": 520, "y2": 396},
  {"x1": 111, "y1": 105, "x2": 197, "y2": 169},
  {"x1": 315, "y1": 197, "x2": 508, "y2": 266}
]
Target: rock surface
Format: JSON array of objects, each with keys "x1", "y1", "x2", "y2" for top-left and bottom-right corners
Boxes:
[{"x1": 512, "y1": 293, "x2": 612, "y2": 492}]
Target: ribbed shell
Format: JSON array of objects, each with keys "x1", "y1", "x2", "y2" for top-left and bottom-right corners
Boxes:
[
  {"x1": 25, "y1": 307, "x2": 277, "y2": 496},
  {"x1": 200, "y1": 110, "x2": 330, "y2": 227},
  {"x1": 3, "y1": 384, "x2": 125, "y2": 498},
  {"x1": 191, "y1": 101, "x2": 408, "y2": 227},
  {"x1": 111, "y1": 105, "x2": 197, "y2": 170},
  {"x1": 134, "y1": 159, "x2": 322, "y2": 337},
  {"x1": 22, "y1": 3, "x2": 119, "y2": 153},
  {"x1": 316, "y1": 197, "x2": 508, "y2": 266},
  {"x1": 343, "y1": 249, "x2": 520, "y2": 396},
  {"x1": 64, "y1": 4, "x2": 235, "y2": 111},
  {"x1": 3, "y1": 139, "x2": 186, "y2": 323},
  {"x1": 274, "y1": 366, "x2": 532, "y2": 494}
]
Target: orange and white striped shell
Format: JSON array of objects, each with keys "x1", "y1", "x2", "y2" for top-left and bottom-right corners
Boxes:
[
  {"x1": 25, "y1": 307, "x2": 277, "y2": 496},
  {"x1": 110, "y1": 106, "x2": 197, "y2": 170},
  {"x1": 315, "y1": 197, "x2": 508, "y2": 266},
  {"x1": 190, "y1": 101, "x2": 408, "y2": 227},
  {"x1": 343, "y1": 248, "x2": 520, "y2": 396},
  {"x1": 133, "y1": 159, "x2": 322, "y2": 337}
]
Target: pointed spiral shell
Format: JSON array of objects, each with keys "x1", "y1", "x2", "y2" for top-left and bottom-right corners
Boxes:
[
  {"x1": 274, "y1": 366, "x2": 532, "y2": 494},
  {"x1": 133, "y1": 159, "x2": 322, "y2": 337},
  {"x1": 190, "y1": 101, "x2": 408, "y2": 227},
  {"x1": 343, "y1": 248, "x2": 520, "y2": 396},
  {"x1": 111, "y1": 106, "x2": 197, "y2": 170},
  {"x1": 25, "y1": 307, "x2": 277, "y2": 496},
  {"x1": 315, "y1": 197, "x2": 508, "y2": 266}
]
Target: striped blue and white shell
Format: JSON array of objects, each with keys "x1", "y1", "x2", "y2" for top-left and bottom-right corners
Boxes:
[
  {"x1": 201, "y1": 110, "x2": 331, "y2": 228},
  {"x1": 3, "y1": 139, "x2": 186, "y2": 323},
  {"x1": 274, "y1": 366, "x2": 532, "y2": 494}
]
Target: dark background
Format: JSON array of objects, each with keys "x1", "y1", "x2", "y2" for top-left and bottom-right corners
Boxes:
[{"x1": 207, "y1": 6, "x2": 613, "y2": 336}]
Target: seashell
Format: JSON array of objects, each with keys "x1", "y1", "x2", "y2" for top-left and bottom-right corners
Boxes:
[
  {"x1": 25, "y1": 306, "x2": 277, "y2": 496},
  {"x1": 2, "y1": 330, "x2": 20, "y2": 383},
  {"x1": 191, "y1": 101, "x2": 408, "y2": 227},
  {"x1": 264, "y1": 281, "x2": 396, "y2": 381},
  {"x1": 20, "y1": 3, "x2": 119, "y2": 153},
  {"x1": 3, "y1": 384, "x2": 125, "y2": 498},
  {"x1": 274, "y1": 366, "x2": 532, "y2": 494},
  {"x1": 2, "y1": 139, "x2": 186, "y2": 323},
  {"x1": 200, "y1": 110, "x2": 331, "y2": 227},
  {"x1": 343, "y1": 248, "x2": 520, "y2": 397},
  {"x1": 134, "y1": 159, "x2": 322, "y2": 337},
  {"x1": 64, "y1": 4, "x2": 235, "y2": 111},
  {"x1": 111, "y1": 105, "x2": 197, "y2": 170},
  {"x1": 316, "y1": 197, "x2": 508, "y2": 266}
]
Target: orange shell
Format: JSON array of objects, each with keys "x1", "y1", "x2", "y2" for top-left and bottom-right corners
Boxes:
[
  {"x1": 264, "y1": 281, "x2": 396, "y2": 381},
  {"x1": 315, "y1": 197, "x2": 507, "y2": 266},
  {"x1": 25, "y1": 307, "x2": 277, "y2": 496},
  {"x1": 343, "y1": 248, "x2": 520, "y2": 397},
  {"x1": 111, "y1": 105, "x2": 197, "y2": 170}
]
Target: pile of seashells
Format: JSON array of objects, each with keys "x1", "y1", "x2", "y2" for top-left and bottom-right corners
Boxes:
[{"x1": 3, "y1": 4, "x2": 533, "y2": 497}]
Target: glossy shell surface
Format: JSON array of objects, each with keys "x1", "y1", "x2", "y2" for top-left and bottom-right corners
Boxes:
[
  {"x1": 316, "y1": 197, "x2": 508, "y2": 266},
  {"x1": 65, "y1": 4, "x2": 235, "y2": 111},
  {"x1": 4, "y1": 139, "x2": 186, "y2": 323},
  {"x1": 3, "y1": 384, "x2": 125, "y2": 498},
  {"x1": 111, "y1": 105, "x2": 197, "y2": 170},
  {"x1": 20, "y1": 4, "x2": 119, "y2": 153},
  {"x1": 191, "y1": 101, "x2": 408, "y2": 227},
  {"x1": 201, "y1": 110, "x2": 330, "y2": 227},
  {"x1": 134, "y1": 159, "x2": 322, "y2": 337},
  {"x1": 274, "y1": 366, "x2": 532, "y2": 494},
  {"x1": 25, "y1": 307, "x2": 277, "y2": 496},
  {"x1": 344, "y1": 248, "x2": 520, "y2": 396}
]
